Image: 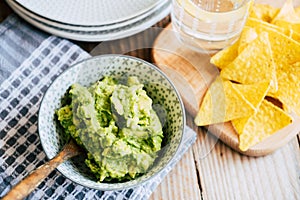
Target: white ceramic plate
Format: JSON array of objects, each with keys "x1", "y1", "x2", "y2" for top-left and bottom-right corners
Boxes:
[
  {"x1": 9, "y1": 0, "x2": 167, "y2": 32},
  {"x1": 15, "y1": 0, "x2": 165, "y2": 26},
  {"x1": 8, "y1": 0, "x2": 171, "y2": 41}
]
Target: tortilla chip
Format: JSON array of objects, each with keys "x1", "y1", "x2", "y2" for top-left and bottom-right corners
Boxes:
[
  {"x1": 240, "y1": 20, "x2": 300, "y2": 70},
  {"x1": 268, "y1": 62, "x2": 300, "y2": 117},
  {"x1": 238, "y1": 26, "x2": 258, "y2": 54},
  {"x1": 231, "y1": 82, "x2": 270, "y2": 134},
  {"x1": 271, "y1": 0, "x2": 300, "y2": 33},
  {"x1": 271, "y1": 0, "x2": 300, "y2": 32},
  {"x1": 271, "y1": 0, "x2": 300, "y2": 23},
  {"x1": 194, "y1": 77, "x2": 256, "y2": 126},
  {"x1": 220, "y1": 32, "x2": 277, "y2": 92},
  {"x1": 232, "y1": 82, "x2": 270, "y2": 108},
  {"x1": 261, "y1": 28, "x2": 300, "y2": 71},
  {"x1": 288, "y1": 30, "x2": 300, "y2": 42},
  {"x1": 210, "y1": 26, "x2": 258, "y2": 69},
  {"x1": 246, "y1": 17, "x2": 287, "y2": 34},
  {"x1": 238, "y1": 100, "x2": 292, "y2": 151},
  {"x1": 245, "y1": 17, "x2": 300, "y2": 42},
  {"x1": 273, "y1": 20, "x2": 300, "y2": 34},
  {"x1": 210, "y1": 41, "x2": 239, "y2": 70},
  {"x1": 249, "y1": 3, "x2": 279, "y2": 22},
  {"x1": 296, "y1": 6, "x2": 300, "y2": 17}
]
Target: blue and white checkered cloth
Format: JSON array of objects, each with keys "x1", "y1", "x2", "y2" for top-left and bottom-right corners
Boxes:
[{"x1": 0, "y1": 15, "x2": 197, "y2": 200}]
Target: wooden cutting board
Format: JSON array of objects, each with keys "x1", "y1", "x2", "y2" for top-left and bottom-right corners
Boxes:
[{"x1": 151, "y1": 24, "x2": 300, "y2": 156}]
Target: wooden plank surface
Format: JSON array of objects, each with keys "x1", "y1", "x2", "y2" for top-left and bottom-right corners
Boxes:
[
  {"x1": 1, "y1": 1, "x2": 300, "y2": 200},
  {"x1": 150, "y1": 117, "x2": 202, "y2": 200},
  {"x1": 194, "y1": 127, "x2": 300, "y2": 199}
]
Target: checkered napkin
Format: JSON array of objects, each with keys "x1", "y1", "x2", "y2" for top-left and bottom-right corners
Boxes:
[{"x1": 0, "y1": 15, "x2": 197, "y2": 200}]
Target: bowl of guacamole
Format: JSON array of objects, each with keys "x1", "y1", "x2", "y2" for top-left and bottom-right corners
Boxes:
[{"x1": 38, "y1": 55, "x2": 185, "y2": 190}]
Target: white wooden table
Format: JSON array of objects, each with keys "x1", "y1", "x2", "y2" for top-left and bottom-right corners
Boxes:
[{"x1": 1, "y1": 0, "x2": 299, "y2": 199}]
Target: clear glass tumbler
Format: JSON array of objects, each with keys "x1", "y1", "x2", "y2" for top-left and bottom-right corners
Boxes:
[{"x1": 171, "y1": 0, "x2": 252, "y2": 53}]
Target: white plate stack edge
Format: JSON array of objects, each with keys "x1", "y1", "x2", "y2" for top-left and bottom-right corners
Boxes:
[{"x1": 6, "y1": 0, "x2": 171, "y2": 41}]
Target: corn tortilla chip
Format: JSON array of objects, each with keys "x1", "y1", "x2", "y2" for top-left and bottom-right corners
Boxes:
[
  {"x1": 204, "y1": 3, "x2": 300, "y2": 151},
  {"x1": 288, "y1": 30, "x2": 300, "y2": 43},
  {"x1": 271, "y1": 0, "x2": 300, "y2": 33},
  {"x1": 272, "y1": 20, "x2": 300, "y2": 34},
  {"x1": 210, "y1": 26, "x2": 258, "y2": 69},
  {"x1": 194, "y1": 77, "x2": 256, "y2": 126},
  {"x1": 246, "y1": 17, "x2": 300, "y2": 42},
  {"x1": 210, "y1": 41, "x2": 239, "y2": 70},
  {"x1": 245, "y1": 22, "x2": 300, "y2": 69},
  {"x1": 232, "y1": 82, "x2": 270, "y2": 108},
  {"x1": 238, "y1": 100, "x2": 292, "y2": 151},
  {"x1": 268, "y1": 62, "x2": 300, "y2": 117},
  {"x1": 296, "y1": 6, "x2": 300, "y2": 17},
  {"x1": 220, "y1": 32, "x2": 277, "y2": 92},
  {"x1": 238, "y1": 26, "x2": 258, "y2": 54},
  {"x1": 249, "y1": 3, "x2": 279, "y2": 22},
  {"x1": 271, "y1": 0, "x2": 300, "y2": 23},
  {"x1": 246, "y1": 17, "x2": 287, "y2": 34},
  {"x1": 261, "y1": 28, "x2": 300, "y2": 71},
  {"x1": 231, "y1": 82, "x2": 270, "y2": 134}
]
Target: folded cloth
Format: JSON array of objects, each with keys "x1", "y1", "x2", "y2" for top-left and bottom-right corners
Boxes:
[{"x1": 0, "y1": 15, "x2": 197, "y2": 200}]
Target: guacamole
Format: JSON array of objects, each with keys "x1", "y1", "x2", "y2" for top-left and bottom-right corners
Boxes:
[{"x1": 56, "y1": 76, "x2": 163, "y2": 182}]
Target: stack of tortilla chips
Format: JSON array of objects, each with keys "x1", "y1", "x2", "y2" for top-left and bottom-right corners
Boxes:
[{"x1": 195, "y1": 0, "x2": 300, "y2": 151}]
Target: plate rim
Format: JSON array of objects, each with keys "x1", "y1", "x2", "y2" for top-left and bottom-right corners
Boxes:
[
  {"x1": 7, "y1": 0, "x2": 171, "y2": 42},
  {"x1": 14, "y1": 0, "x2": 167, "y2": 26},
  {"x1": 8, "y1": 0, "x2": 167, "y2": 32}
]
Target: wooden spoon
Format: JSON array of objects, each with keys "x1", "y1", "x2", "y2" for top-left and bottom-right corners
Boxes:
[{"x1": 2, "y1": 140, "x2": 82, "y2": 200}]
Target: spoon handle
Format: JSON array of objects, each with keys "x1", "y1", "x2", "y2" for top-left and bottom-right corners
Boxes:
[{"x1": 2, "y1": 140, "x2": 81, "y2": 200}]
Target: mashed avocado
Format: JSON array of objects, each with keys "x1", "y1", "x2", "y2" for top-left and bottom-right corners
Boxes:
[{"x1": 56, "y1": 76, "x2": 163, "y2": 182}]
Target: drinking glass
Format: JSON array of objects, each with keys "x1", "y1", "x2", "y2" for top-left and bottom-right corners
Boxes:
[{"x1": 171, "y1": 0, "x2": 252, "y2": 53}]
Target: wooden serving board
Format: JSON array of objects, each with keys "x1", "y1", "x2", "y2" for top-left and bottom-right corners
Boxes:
[{"x1": 151, "y1": 24, "x2": 300, "y2": 156}]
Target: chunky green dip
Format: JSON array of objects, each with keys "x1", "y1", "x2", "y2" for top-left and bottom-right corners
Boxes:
[{"x1": 56, "y1": 76, "x2": 163, "y2": 182}]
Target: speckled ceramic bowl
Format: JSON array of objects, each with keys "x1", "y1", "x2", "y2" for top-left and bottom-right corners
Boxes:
[{"x1": 38, "y1": 55, "x2": 185, "y2": 191}]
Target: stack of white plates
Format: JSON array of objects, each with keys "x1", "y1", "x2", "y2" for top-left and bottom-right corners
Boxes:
[{"x1": 6, "y1": 0, "x2": 171, "y2": 41}]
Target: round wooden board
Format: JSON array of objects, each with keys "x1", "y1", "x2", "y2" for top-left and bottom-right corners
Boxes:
[{"x1": 151, "y1": 23, "x2": 300, "y2": 156}]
